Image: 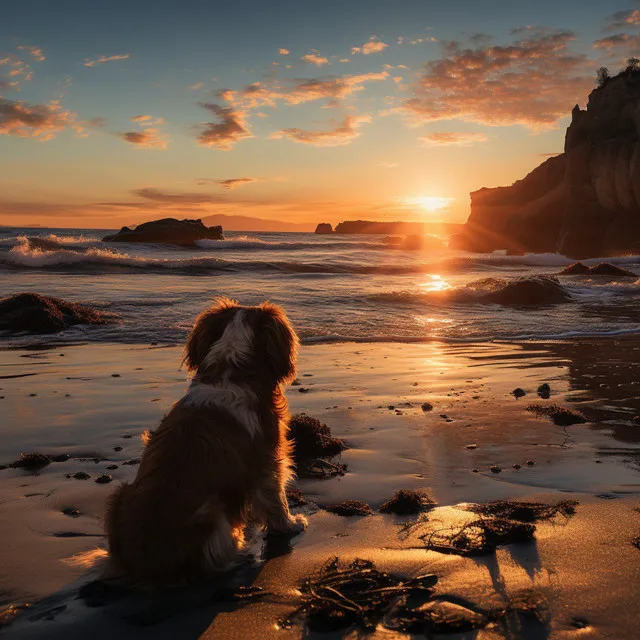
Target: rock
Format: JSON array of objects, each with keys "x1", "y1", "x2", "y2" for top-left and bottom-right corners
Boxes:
[
  {"x1": 512, "y1": 388, "x2": 526, "y2": 399},
  {"x1": 333, "y1": 220, "x2": 426, "y2": 235},
  {"x1": 95, "y1": 474, "x2": 113, "y2": 484},
  {"x1": 314, "y1": 223, "x2": 333, "y2": 234},
  {"x1": 632, "y1": 416, "x2": 640, "y2": 425},
  {"x1": 62, "y1": 507, "x2": 81, "y2": 518},
  {"x1": 0, "y1": 293, "x2": 118, "y2": 335},
  {"x1": 586, "y1": 263, "x2": 636, "y2": 277},
  {"x1": 102, "y1": 218, "x2": 223, "y2": 246},
  {"x1": 490, "y1": 465, "x2": 502, "y2": 473},
  {"x1": 526, "y1": 460, "x2": 535, "y2": 466},
  {"x1": 513, "y1": 463, "x2": 522, "y2": 469},
  {"x1": 527, "y1": 403, "x2": 587, "y2": 426},
  {"x1": 106, "y1": 464, "x2": 118, "y2": 470},
  {"x1": 451, "y1": 69, "x2": 640, "y2": 258},
  {"x1": 421, "y1": 402, "x2": 433, "y2": 412},
  {"x1": 9, "y1": 453, "x2": 51, "y2": 471},
  {"x1": 559, "y1": 261, "x2": 591, "y2": 275}
]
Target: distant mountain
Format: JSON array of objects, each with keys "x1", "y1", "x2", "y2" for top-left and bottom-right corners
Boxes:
[{"x1": 201, "y1": 214, "x2": 314, "y2": 232}]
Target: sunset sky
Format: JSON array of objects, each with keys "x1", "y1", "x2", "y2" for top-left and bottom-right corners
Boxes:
[{"x1": 1, "y1": 0, "x2": 638, "y2": 230}]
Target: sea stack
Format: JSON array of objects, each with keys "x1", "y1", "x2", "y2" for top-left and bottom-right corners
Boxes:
[
  {"x1": 103, "y1": 218, "x2": 223, "y2": 246},
  {"x1": 315, "y1": 223, "x2": 334, "y2": 234},
  {"x1": 450, "y1": 65, "x2": 640, "y2": 258}
]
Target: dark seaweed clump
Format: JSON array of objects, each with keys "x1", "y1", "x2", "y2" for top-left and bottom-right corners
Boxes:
[
  {"x1": 322, "y1": 500, "x2": 373, "y2": 517},
  {"x1": 288, "y1": 414, "x2": 348, "y2": 478},
  {"x1": 286, "y1": 488, "x2": 307, "y2": 508},
  {"x1": 466, "y1": 499, "x2": 578, "y2": 523},
  {"x1": 418, "y1": 517, "x2": 535, "y2": 556},
  {"x1": 527, "y1": 403, "x2": 587, "y2": 426},
  {"x1": 380, "y1": 489, "x2": 435, "y2": 515},
  {"x1": 280, "y1": 558, "x2": 438, "y2": 633}
]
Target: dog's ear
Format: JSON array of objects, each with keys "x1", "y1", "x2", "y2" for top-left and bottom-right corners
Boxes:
[
  {"x1": 259, "y1": 302, "x2": 299, "y2": 384},
  {"x1": 183, "y1": 297, "x2": 238, "y2": 371}
]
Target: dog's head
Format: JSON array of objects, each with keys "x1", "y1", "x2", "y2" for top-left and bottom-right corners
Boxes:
[{"x1": 184, "y1": 297, "x2": 298, "y2": 385}]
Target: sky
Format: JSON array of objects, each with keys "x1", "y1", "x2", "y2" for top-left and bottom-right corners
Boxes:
[{"x1": 1, "y1": 0, "x2": 639, "y2": 230}]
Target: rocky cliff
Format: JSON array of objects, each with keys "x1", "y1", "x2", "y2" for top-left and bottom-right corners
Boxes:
[
  {"x1": 103, "y1": 218, "x2": 223, "y2": 246},
  {"x1": 315, "y1": 223, "x2": 333, "y2": 234},
  {"x1": 333, "y1": 220, "x2": 425, "y2": 234},
  {"x1": 451, "y1": 69, "x2": 640, "y2": 258}
]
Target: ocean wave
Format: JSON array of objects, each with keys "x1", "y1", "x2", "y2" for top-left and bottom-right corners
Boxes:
[
  {"x1": 370, "y1": 276, "x2": 572, "y2": 306},
  {"x1": 448, "y1": 252, "x2": 640, "y2": 270},
  {"x1": 0, "y1": 234, "x2": 98, "y2": 251},
  {"x1": 195, "y1": 236, "x2": 397, "y2": 252}
]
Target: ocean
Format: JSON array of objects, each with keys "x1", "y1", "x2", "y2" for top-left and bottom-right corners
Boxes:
[{"x1": 1, "y1": 227, "x2": 640, "y2": 347}]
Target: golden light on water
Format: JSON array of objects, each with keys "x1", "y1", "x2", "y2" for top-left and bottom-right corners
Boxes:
[{"x1": 420, "y1": 274, "x2": 451, "y2": 292}]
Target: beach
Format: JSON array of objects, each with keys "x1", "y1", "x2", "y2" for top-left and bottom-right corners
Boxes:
[{"x1": 1, "y1": 338, "x2": 639, "y2": 638}]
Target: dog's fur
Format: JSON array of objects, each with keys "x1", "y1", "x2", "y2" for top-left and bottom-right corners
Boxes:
[{"x1": 104, "y1": 298, "x2": 307, "y2": 586}]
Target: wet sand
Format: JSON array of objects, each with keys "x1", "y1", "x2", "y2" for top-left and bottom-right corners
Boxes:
[{"x1": 1, "y1": 339, "x2": 639, "y2": 638}]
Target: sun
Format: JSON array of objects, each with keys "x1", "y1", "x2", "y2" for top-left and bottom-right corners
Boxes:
[{"x1": 402, "y1": 196, "x2": 455, "y2": 214}]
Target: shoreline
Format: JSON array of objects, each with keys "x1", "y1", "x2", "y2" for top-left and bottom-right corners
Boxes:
[{"x1": 1, "y1": 338, "x2": 639, "y2": 637}]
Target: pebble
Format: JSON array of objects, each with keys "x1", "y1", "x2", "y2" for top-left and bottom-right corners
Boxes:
[
  {"x1": 111, "y1": 374, "x2": 121, "y2": 378},
  {"x1": 114, "y1": 446, "x2": 123, "y2": 452},
  {"x1": 62, "y1": 507, "x2": 81, "y2": 518},
  {"x1": 526, "y1": 460, "x2": 535, "y2": 466},
  {"x1": 95, "y1": 474, "x2": 113, "y2": 484},
  {"x1": 51, "y1": 454, "x2": 70, "y2": 462},
  {"x1": 513, "y1": 463, "x2": 521, "y2": 470},
  {"x1": 106, "y1": 464, "x2": 118, "y2": 470},
  {"x1": 122, "y1": 434, "x2": 133, "y2": 439},
  {"x1": 490, "y1": 465, "x2": 502, "y2": 473},
  {"x1": 465, "y1": 444, "x2": 477, "y2": 450},
  {"x1": 512, "y1": 388, "x2": 526, "y2": 399},
  {"x1": 298, "y1": 387, "x2": 309, "y2": 393}
]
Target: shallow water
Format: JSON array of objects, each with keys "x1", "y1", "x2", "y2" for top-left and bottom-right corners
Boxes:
[{"x1": 1, "y1": 227, "x2": 640, "y2": 346}]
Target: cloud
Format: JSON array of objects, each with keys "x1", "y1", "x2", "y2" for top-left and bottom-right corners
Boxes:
[
  {"x1": 271, "y1": 114, "x2": 371, "y2": 146},
  {"x1": 117, "y1": 129, "x2": 167, "y2": 149},
  {"x1": 0, "y1": 98, "x2": 74, "y2": 140},
  {"x1": 218, "y1": 72, "x2": 389, "y2": 109},
  {"x1": 84, "y1": 54, "x2": 131, "y2": 67},
  {"x1": 196, "y1": 103, "x2": 252, "y2": 150},
  {"x1": 301, "y1": 51, "x2": 329, "y2": 66},
  {"x1": 17, "y1": 46, "x2": 45, "y2": 61},
  {"x1": 132, "y1": 187, "x2": 224, "y2": 204},
  {"x1": 604, "y1": 9, "x2": 640, "y2": 30},
  {"x1": 279, "y1": 48, "x2": 290, "y2": 55},
  {"x1": 396, "y1": 31, "x2": 593, "y2": 129},
  {"x1": 352, "y1": 38, "x2": 388, "y2": 55},
  {"x1": 197, "y1": 177, "x2": 259, "y2": 189},
  {"x1": 593, "y1": 33, "x2": 640, "y2": 50},
  {"x1": 189, "y1": 82, "x2": 203, "y2": 90},
  {"x1": 420, "y1": 131, "x2": 489, "y2": 146},
  {"x1": 0, "y1": 53, "x2": 34, "y2": 90},
  {"x1": 130, "y1": 114, "x2": 164, "y2": 125}
]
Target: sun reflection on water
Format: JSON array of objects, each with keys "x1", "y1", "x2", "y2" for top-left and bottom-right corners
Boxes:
[{"x1": 420, "y1": 274, "x2": 451, "y2": 292}]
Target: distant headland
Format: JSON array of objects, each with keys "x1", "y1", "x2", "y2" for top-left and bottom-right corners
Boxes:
[
  {"x1": 451, "y1": 61, "x2": 640, "y2": 258},
  {"x1": 316, "y1": 221, "x2": 463, "y2": 235}
]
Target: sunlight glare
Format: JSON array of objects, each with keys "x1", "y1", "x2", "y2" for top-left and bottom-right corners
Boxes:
[{"x1": 403, "y1": 196, "x2": 455, "y2": 214}]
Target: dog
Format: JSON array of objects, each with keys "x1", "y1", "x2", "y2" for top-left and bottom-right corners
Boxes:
[{"x1": 104, "y1": 297, "x2": 307, "y2": 586}]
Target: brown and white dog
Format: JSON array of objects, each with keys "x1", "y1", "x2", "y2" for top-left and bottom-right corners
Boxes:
[{"x1": 104, "y1": 297, "x2": 307, "y2": 586}]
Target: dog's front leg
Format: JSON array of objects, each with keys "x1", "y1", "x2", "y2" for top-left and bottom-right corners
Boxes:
[{"x1": 255, "y1": 473, "x2": 307, "y2": 536}]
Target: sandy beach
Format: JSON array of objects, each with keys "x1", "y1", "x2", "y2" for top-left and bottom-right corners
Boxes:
[{"x1": 1, "y1": 338, "x2": 639, "y2": 638}]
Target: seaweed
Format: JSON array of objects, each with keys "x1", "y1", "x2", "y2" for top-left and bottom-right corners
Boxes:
[
  {"x1": 322, "y1": 500, "x2": 373, "y2": 516},
  {"x1": 527, "y1": 403, "x2": 587, "y2": 426},
  {"x1": 466, "y1": 499, "x2": 578, "y2": 523},
  {"x1": 288, "y1": 414, "x2": 347, "y2": 478},
  {"x1": 633, "y1": 536, "x2": 640, "y2": 551},
  {"x1": 380, "y1": 489, "x2": 435, "y2": 515},
  {"x1": 280, "y1": 558, "x2": 437, "y2": 632},
  {"x1": 414, "y1": 517, "x2": 535, "y2": 556},
  {"x1": 286, "y1": 488, "x2": 307, "y2": 508}
]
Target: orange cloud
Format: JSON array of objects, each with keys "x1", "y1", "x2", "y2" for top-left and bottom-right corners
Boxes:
[
  {"x1": 17, "y1": 46, "x2": 45, "y2": 61},
  {"x1": 271, "y1": 114, "x2": 371, "y2": 146},
  {"x1": 218, "y1": 72, "x2": 389, "y2": 109},
  {"x1": 0, "y1": 98, "x2": 74, "y2": 140},
  {"x1": 133, "y1": 188, "x2": 225, "y2": 204},
  {"x1": 397, "y1": 31, "x2": 593, "y2": 129},
  {"x1": 84, "y1": 54, "x2": 130, "y2": 67},
  {"x1": 593, "y1": 33, "x2": 640, "y2": 50},
  {"x1": 196, "y1": 103, "x2": 252, "y2": 150},
  {"x1": 420, "y1": 131, "x2": 489, "y2": 146},
  {"x1": 0, "y1": 54, "x2": 34, "y2": 90},
  {"x1": 604, "y1": 9, "x2": 640, "y2": 30},
  {"x1": 279, "y1": 48, "x2": 290, "y2": 55},
  {"x1": 301, "y1": 51, "x2": 329, "y2": 67},
  {"x1": 352, "y1": 38, "x2": 388, "y2": 55},
  {"x1": 196, "y1": 177, "x2": 260, "y2": 189},
  {"x1": 118, "y1": 129, "x2": 167, "y2": 149}
]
